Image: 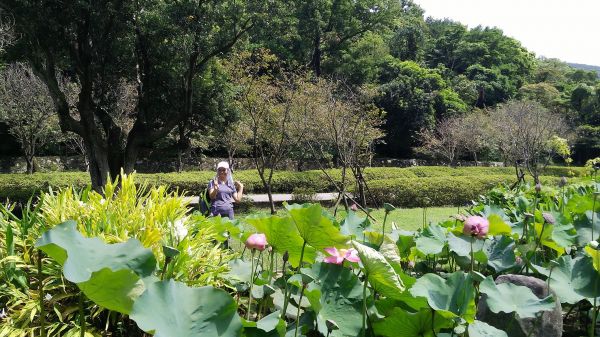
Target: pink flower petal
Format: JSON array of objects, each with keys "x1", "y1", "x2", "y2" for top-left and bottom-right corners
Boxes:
[
  {"x1": 324, "y1": 247, "x2": 339, "y2": 256},
  {"x1": 324, "y1": 255, "x2": 344, "y2": 264},
  {"x1": 344, "y1": 249, "x2": 360, "y2": 263}
]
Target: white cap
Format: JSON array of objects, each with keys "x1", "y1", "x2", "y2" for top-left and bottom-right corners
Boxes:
[{"x1": 217, "y1": 161, "x2": 229, "y2": 169}]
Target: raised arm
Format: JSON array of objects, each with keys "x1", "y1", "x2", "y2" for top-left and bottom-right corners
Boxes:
[
  {"x1": 233, "y1": 181, "x2": 244, "y2": 202},
  {"x1": 209, "y1": 179, "x2": 219, "y2": 200}
]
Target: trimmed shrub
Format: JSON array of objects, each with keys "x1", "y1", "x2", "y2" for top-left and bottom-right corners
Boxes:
[
  {"x1": 366, "y1": 175, "x2": 568, "y2": 207},
  {"x1": 0, "y1": 167, "x2": 585, "y2": 205}
]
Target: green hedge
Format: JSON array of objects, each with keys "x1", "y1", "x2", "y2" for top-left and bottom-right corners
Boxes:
[
  {"x1": 366, "y1": 175, "x2": 569, "y2": 207},
  {"x1": 0, "y1": 166, "x2": 587, "y2": 205}
]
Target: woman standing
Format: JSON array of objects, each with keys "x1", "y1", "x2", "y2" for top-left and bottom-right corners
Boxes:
[{"x1": 209, "y1": 161, "x2": 244, "y2": 219}]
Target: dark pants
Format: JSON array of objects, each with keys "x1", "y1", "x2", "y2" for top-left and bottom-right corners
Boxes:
[{"x1": 211, "y1": 207, "x2": 234, "y2": 219}]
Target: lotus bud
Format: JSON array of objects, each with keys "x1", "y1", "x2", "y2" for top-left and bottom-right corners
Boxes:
[
  {"x1": 559, "y1": 176, "x2": 567, "y2": 187},
  {"x1": 350, "y1": 203, "x2": 359, "y2": 211},
  {"x1": 542, "y1": 213, "x2": 556, "y2": 225},
  {"x1": 408, "y1": 260, "x2": 415, "y2": 269},
  {"x1": 282, "y1": 251, "x2": 289, "y2": 263},
  {"x1": 462, "y1": 216, "x2": 489, "y2": 239},
  {"x1": 245, "y1": 233, "x2": 268, "y2": 251},
  {"x1": 515, "y1": 256, "x2": 523, "y2": 265},
  {"x1": 535, "y1": 183, "x2": 542, "y2": 193}
]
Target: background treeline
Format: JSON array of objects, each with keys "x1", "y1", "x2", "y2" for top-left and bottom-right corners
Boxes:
[{"x1": 0, "y1": 0, "x2": 599, "y2": 174}]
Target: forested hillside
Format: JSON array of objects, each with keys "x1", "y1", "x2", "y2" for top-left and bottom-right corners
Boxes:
[{"x1": 1, "y1": 0, "x2": 599, "y2": 169}]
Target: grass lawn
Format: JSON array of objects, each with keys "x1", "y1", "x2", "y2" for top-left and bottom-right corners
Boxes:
[{"x1": 237, "y1": 205, "x2": 459, "y2": 232}]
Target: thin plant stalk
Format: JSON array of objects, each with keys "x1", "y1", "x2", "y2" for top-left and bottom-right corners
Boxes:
[
  {"x1": 294, "y1": 285, "x2": 306, "y2": 337},
  {"x1": 470, "y1": 237, "x2": 475, "y2": 272},
  {"x1": 79, "y1": 292, "x2": 85, "y2": 337},
  {"x1": 284, "y1": 242, "x2": 307, "y2": 320},
  {"x1": 362, "y1": 274, "x2": 368, "y2": 337},
  {"x1": 38, "y1": 251, "x2": 46, "y2": 337},
  {"x1": 381, "y1": 211, "x2": 389, "y2": 247},
  {"x1": 247, "y1": 250, "x2": 256, "y2": 320},
  {"x1": 280, "y1": 258, "x2": 289, "y2": 320},
  {"x1": 593, "y1": 193, "x2": 598, "y2": 241}
]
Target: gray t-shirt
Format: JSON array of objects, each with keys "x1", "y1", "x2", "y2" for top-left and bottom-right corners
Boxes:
[{"x1": 209, "y1": 180, "x2": 236, "y2": 212}]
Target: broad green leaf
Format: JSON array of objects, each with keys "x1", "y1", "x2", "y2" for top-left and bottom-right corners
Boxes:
[
  {"x1": 225, "y1": 258, "x2": 254, "y2": 285},
  {"x1": 245, "y1": 214, "x2": 316, "y2": 268},
  {"x1": 484, "y1": 236, "x2": 516, "y2": 272},
  {"x1": 447, "y1": 233, "x2": 484, "y2": 257},
  {"x1": 130, "y1": 279, "x2": 242, "y2": 337},
  {"x1": 479, "y1": 276, "x2": 555, "y2": 318},
  {"x1": 551, "y1": 223, "x2": 577, "y2": 249},
  {"x1": 395, "y1": 230, "x2": 416, "y2": 259},
  {"x1": 379, "y1": 236, "x2": 401, "y2": 268},
  {"x1": 573, "y1": 211, "x2": 600, "y2": 246},
  {"x1": 285, "y1": 204, "x2": 348, "y2": 251},
  {"x1": 78, "y1": 268, "x2": 146, "y2": 314},
  {"x1": 468, "y1": 320, "x2": 508, "y2": 337},
  {"x1": 340, "y1": 211, "x2": 371, "y2": 239},
  {"x1": 353, "y1": 241, "x2": 405, "y2": 298},
  {"x1": 547, "y1": 255, "x2": 600, "y2": 304},
  {"x1": 373, "y1": 307, "x2": 452, "y2": 337},
  {"x1": 415, "y1": 224, "x2": 447, "y2": 255},
  {"x1": 410, "y1": 271, "x2": 476, "y2": 322},
  {"x1": 206, "y1": 216, "x2": 240, "y2": 242},
  {"x1": 242, "y1": 311, "x2": 287, "y2": 337},
  {"x1": 487, "y1": 214, "x2": 512, "y2": 236},
  {"x1": 35, "y1": 221, "x2": 156, "y2": 314}
]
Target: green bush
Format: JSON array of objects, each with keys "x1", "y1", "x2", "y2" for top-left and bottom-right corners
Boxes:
[
  {"x1": 0, "y1": 166, "x2": 586, "y2": 204},
  {"x1": 365, "y1": 174, "x2": 569, "y2": 207}
]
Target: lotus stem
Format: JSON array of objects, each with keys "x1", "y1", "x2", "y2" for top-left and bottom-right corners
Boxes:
[
  {"x1": 247, "y1": 249, "x2": 256, "y2": 320},
  {"x1": 79, "y1": 292, "x2": 85, "y2": 337},
  {"x1": 381, "y1": 211, "x2": 388, "y2": 247},
  {"x1": 593, "y1": 193, "x2": 598, "y2": 241},
  {"x1": 294, "y1": 284, "x2": 306, "y2": 337},
  {"x1": 280, "y1": 258, "x2": 289, "y2": 320},
  {"x1": 160, "y1": 256, "x2": 172, "y2": 281},
  {"x1": 470, "y1": 237, "x2": 475, "y2": 272},
  {"x1": 38, "y1": 251, "x2": 46, "y2": 337},
  {"x1": 362, "y1": 273, "x2": 368, "y2": 337}
]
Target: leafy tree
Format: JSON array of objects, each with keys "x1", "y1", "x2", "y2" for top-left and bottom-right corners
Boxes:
[
  {"x1": 0, "y1": 63, "x2": 59, "y2": 173},
  {"x1": 230, "y1": 50, "x2": 309, "y2": 214},
  {"x1": 3, "y1": 0, "x2": 262, "y2": 190},
  {"x1": 424, "y1": 18, "x2": 467, "y2": 71},
  {"x1": 376, "y1": 60, "x2": 467, "y2": 157},
  {"x1": 518, "y1": 82, "x2": 561, "y2": 110}
]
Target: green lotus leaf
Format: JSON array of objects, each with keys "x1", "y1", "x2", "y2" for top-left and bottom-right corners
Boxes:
[
  {"x1": 447, "y1": 233, "x2": 484, "y2": 257},
  {"x1": 285, "y1": 203, "x2": 349, "y2": 251},
  {"x1": 549, "y1": 254, "x2": 600, "y2": 304},
  {"x1": 245, "y1": 214, "x2": 316, "y2": 268},
  {"x1": 467, "y1": 320, "x2": 508, "y2": 337},
  {"x1": 373, "y1": 307, "x2": 452, "y2": 337},
  {"x1": 340, "y1": 211, "x2": 372, "y2": 239},
  {"x1": 353, "y1": 241, "x2": 405, "y2": 298},
  {"x1": 409, "y1": 271, "x2": 476, "y2": 322},
  {"x1": 206, "y1": 216, "x2": 240, "y2": 242},
  {"x1": 302, "y1": 263, "x2": 365, "y2": 337},
  {"x1": 483, "y1": 236, "x2": 516, "y2": 272},
  {"x1": 130, "y1": 279, "x2": 242, "y2": 337},
  {"x1": 415, "y1": 224, "x2": 447, "y2": 255},
  {"x1": 35, "y1": 221, "x2": 156, "y2": 314},
  {"x1": 573, "y1": 211, "x2": 600, "y2": 246},
  {"x1": 486, "y1": 214, "x2": 512, "y2": 236},
  {"x1": 479, "y1": 276, "x2": 555, "y2": 318},
  {"x1": 78, "y1": 268, "x2": 146, "y2": 314},
  {"x1": 242, "y1": 311, "x2": 286, "y2": 337},
  {"x1": 225, "y1": 258, "x2": 255, "y2": 286},
  {"x1": 395, "y1": 230, "x2": 416, "y2": 259},
  {"x1": 379, "y1": 236, "x2": 401, "y2": 267}
]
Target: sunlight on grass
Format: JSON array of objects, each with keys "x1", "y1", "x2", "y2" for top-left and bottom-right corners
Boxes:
[{"x1": 238, "y1": 205, "x2": 459, "y2": 232}]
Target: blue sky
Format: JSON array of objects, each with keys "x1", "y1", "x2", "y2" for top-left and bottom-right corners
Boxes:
[{"x1": 413, "y1": 0, "x2": 600, "y2": 66}]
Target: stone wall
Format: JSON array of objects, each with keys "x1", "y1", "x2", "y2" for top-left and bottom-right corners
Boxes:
[{"x1": 0, "y1": 155, "x2": 505, "y2": 173}]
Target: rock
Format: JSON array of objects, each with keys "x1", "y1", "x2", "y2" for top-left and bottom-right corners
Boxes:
[{"x1": 476, "y1": 274, "x2": 563, "y2": 337}]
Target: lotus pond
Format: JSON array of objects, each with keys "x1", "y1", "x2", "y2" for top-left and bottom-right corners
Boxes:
[{"x1": 1, "y1": 173, "x2": 600, "y2": 337}]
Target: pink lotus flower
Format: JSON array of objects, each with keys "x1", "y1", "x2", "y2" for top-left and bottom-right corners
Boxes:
[
  {"x1": 463, "y1": 216, "x2": 489, "y2": 239},
  {"x1": 350, "y1": 203, "x2": 359, "y2": 211},
  {"x1": 245, "y1": 233, "x2": 268, "y2": 251},
  {"x1": 323, "y1": 247, "x2": 360, "y2": 264}
]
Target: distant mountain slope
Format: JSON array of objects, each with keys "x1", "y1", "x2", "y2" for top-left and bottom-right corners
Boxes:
[{"x1": 568, "y1": 62, "x2": 600, "y2": 77}]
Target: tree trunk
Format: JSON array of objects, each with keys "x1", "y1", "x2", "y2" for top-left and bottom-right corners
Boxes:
[
  {"x1": 267, "y1": 183, "x2": 275, "y2": 215},
  {"x1": 25, "y1": 156, "x2": 34, "y2": 174}
]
